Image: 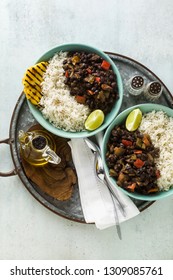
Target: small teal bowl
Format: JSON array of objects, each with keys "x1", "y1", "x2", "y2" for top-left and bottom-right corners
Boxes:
[
  {"x1": 27, "y1": 43, "x2": 123, "y2": 138},
  {"x1": 102, "y1": 103, "x2": 173, "y2": 201}
]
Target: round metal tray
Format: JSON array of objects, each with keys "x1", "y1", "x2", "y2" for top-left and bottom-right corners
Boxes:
[{"x1": 1, "y1": 52, "x2": 173, "y2": 223}]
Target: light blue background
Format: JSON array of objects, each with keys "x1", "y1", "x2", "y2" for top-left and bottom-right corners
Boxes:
[{"x1": 0, "y1": 0, "x2": 173, "y2": 259}]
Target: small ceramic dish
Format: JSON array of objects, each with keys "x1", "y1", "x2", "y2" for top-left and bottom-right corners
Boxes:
[
  {"x1": 27, "y1": 43, "x2": 123, "y2": 138},
  {"x1": 102, "y1": 103, "x2": 173, "y2": 201}
]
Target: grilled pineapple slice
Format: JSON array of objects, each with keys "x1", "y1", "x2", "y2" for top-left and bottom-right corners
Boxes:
[{"x1": 22, "y1": 61, "x2": 48, "y2": 106}]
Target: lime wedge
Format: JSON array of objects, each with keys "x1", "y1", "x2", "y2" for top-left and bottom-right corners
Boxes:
[
  {"x1": 125, "y1": 108, "x2": 142, "y2": 131},
  {"x1": 85, "y1": 110, "x2": 104, "y2": 131}
]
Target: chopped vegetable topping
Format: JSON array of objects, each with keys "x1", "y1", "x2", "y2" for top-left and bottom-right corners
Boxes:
[
  {"x1": 95, "y1": 77, "x2": 101, "y2": 83},
  {"x1": 127, "y1": 183, "x2": 136, "y2": 192},
  {"x1": 122, "y1": 139, "x2": 133, "y2": 146},
  {"x1": 63, "y1": 52, "x2": 118, "y2": 115},
  {"x1": 101, "y1": 60, "x2": 111, "y2": 70},
  {"x1": 106, "y1": 125, "x2": 160, "y2": 195},
  {"x1": 75, "y1": 95, "x2": 86, "y2": 104},
  {"x1": 87, "y1": 90, "x2": 95, "y2": 95},
  {"x1": 65, "y1": 70, "x2": 69, "y2": 78},
  {"x1": 86, "y1": 68, "x2": 92, "y2": 74},
  {"x1": 134, "y1": 158, "x2": 145, "y2": 168}
]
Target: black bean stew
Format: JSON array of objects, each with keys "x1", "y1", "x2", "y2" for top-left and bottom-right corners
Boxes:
[
  {"x1": 63, "y1": 51, "x2": 119, "y2": 114},
  {"x1": 106, "y1": 125, "x2": 160, "y2": 195}
]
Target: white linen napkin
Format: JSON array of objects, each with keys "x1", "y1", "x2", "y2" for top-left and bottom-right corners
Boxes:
[{"x1": 69, "y1": 138, "x2": 140, "y2": 230}]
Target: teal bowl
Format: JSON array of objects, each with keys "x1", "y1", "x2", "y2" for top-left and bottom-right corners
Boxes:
[
  {"x1": 102, "y1": 103, "x2": 173, "y2": 201},
  {"x1": 27, "y1": 43, "x2": 123, "y2": 138}
]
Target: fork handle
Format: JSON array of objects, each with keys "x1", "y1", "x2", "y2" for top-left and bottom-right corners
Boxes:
[
  {"x1": 103, "y1": 177, "x2": 126, "y2": 217},
  {"x1": 109, "y1": 191, "x2": 122, "y2": 240}
]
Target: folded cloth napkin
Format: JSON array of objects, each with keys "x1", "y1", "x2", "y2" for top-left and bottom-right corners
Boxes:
[{"x1": 69, "y1": 138, "x2": 140, "y2": 230}]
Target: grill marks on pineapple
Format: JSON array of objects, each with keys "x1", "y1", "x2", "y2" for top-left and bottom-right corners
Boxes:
[
  {"x1": 22, "y1": 62, "x2": 48, "y2": 105},
  {"x1": 24, "y1": 88, "x2": 42, "y2": 106},
  {"x1": 24, "y1": 77, "x2": 42, "y2": 93}
]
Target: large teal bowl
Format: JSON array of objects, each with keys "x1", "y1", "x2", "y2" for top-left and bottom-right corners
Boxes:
[
  {"x1": 102, "y1": 103, "x2": 173, "y2": 201},
  {"x1": 27, "y1": 43, "x2": 123, "y2": 138}
]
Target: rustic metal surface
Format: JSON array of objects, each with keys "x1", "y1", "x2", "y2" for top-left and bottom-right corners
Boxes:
[{"x1": 5, "y1": 53, "x2": 173, "y2": 222}]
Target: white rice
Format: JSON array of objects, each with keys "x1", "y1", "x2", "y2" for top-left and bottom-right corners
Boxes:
[
  {"x1": 39, "y1": 51, "x2": 91, "y2": 131},
  {"x1": 139, "y1": 110, "x2": 173, "y2": 191}
]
